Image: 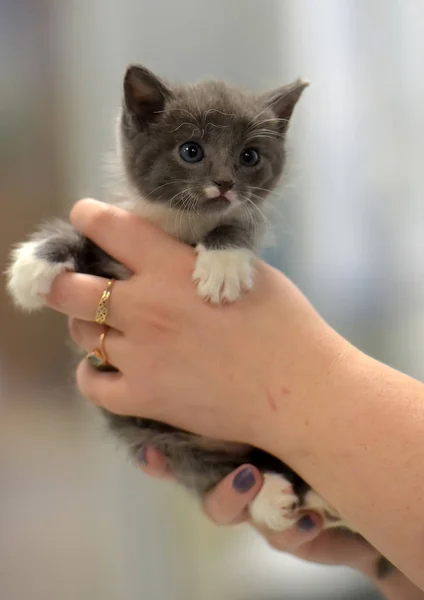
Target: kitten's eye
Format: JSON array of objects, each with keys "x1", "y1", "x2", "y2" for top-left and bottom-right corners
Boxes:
[
  {"x1": 240, "y1": 148, "x2": 260, "y2": 167},
  {"x1": 179, "y1": 142, "x2": 204, "y2": 163}
]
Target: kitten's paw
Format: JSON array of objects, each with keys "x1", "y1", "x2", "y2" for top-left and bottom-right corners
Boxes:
[
  {"x1": 248, "y1": 473, "x2": 300, "y2": 531},
  {"x1": 303, "y1": 489, "x2": 344, "y2": 528},
  {"x1": 193, "y1": 246, "x2": 255, "y2": 304},
  {"x1": 6, "y1": 241, "x2": 74, "y2": 311}
]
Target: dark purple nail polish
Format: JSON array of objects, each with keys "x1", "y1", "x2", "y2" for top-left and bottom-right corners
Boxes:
[
  {"x1": 137, "y1": 447, "x2": 147, "y2": 465},
  {"x1": 233, "y1": 467, "x2": 256, "y2": 493},
  {"x1": 297, "y1": 515, "x2": 316, "y2": 532}
]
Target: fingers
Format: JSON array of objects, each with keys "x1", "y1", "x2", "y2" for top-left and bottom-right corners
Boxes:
[
  {"x1": 69, "y1": 199, "x2": 194, "y2": 275},
  {"x1": 137, "y1": 447, "x2": 174, "y2": 480},
  {"x1": 202, "y1": 464, "x2": 325, "y2": 550},
  {"x1": 254, "y1": 513, "x2": 324, "y2": 552},
  {"x1": 69, "y1": 318, "x2": 124, "y2": 356},
  {"x1": 203, "y1": 466, "x2": 263, "y2": 525},
  {"x1": 292, "y1": 528, "x2": 379, "y2": 566},
  {"x1": 47, "y1": 272, "x2": 127, "y2": 332},
  {"x1": 75, "y1": 359, "x2": 134, "y2": 414}
]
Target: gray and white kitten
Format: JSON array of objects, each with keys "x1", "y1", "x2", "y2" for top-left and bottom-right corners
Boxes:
[{"x1": 5, "y1": 66, "x2": 392, "y2": 574}]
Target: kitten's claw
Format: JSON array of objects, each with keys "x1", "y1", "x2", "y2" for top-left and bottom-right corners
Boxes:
[
  {"x1": 6, "y1": 241, "x2": 73, "y2": 311},
  {"x1": 248, "y1": 473, "x2": 300, "y2": 531},
  {"x1": 193, "y1": 246, "x2": 255, "y2": 304}
]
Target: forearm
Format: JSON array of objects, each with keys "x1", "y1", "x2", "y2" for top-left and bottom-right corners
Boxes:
[
  {"x1": 364, "y1": 568, "x2": 424, "y2": 600},
  {"x1": 266, "y1": 341, "x2": 424, "y2": 589}
]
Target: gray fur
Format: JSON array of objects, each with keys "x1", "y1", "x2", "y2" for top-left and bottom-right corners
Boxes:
[
  {"x1": 102, "y1": 65, "x2": 309, "y2": 495},
  {"x1": 7, "y1": 64, "x2": 309, "y2": 497},
  {"x1": 6, "y1": 66, "x2": 395, "y2": 578},
  {"x1": 119, "y1": 66, "x2": 306, "y2": 224}
]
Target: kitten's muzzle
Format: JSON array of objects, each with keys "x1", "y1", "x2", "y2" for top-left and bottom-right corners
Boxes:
[
  {"x1": 213, "y1": 180, "x2": 234, "y2": 194},
  {"x1": 203, "y1": 196, "x2": 233, "y2": 212}
]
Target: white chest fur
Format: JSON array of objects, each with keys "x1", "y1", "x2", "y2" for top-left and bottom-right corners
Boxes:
[{"x1": 116, "y1": 191, "x2": 242, "y2": 245}]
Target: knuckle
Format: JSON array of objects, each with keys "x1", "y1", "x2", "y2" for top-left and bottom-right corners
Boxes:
[
  {"x1": 75, "y1": 361, "x2": 100, "y2": 405},
  {"x1": 266, "y1": 534, "x2": 288, "y2": 551},
  {"x1": 71, "y1": 200, "x2": 117, "y2": 236},
  {"x1": 83, "y1": 208, "x2": 109, "y2": 234},
  {"x1": 69, "y1": 199, "x2": 91, "y2": 226},
  {"x1": 69, "y1": 318, "x2": 84, "y2": 345},
  {"x1": 48, "y1": 273, "x2": 69, "y2": 308}
]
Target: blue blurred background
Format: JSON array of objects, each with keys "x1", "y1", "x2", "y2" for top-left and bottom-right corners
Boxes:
[{"x1": 1, "y1": 1, "x2": 424, "y2": 598}]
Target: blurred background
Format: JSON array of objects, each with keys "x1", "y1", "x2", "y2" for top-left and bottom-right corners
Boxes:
[{"x1": 1, "y1": 0, "x2": 424, "y2": 598}]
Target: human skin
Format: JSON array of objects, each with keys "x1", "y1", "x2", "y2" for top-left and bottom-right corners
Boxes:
[
  {"x1": 138, "y1": 453, "x2": 424, "y2": 600},
  {"x1": 46, "y1": 199, "x2": 424, "y2": 589}
]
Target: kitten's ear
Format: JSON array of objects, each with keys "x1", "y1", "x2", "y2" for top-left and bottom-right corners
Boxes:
[
  {"x1": 123, "y1": 65, "x2": 173, "y2": 124},
  {"x1": 262, "y1": 79, "x2": 309, "y2": 133}
]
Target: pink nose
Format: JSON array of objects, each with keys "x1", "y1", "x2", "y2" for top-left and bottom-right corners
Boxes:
[{"x1": 213, "y1": 180, "x2": 234, "y2": 194}]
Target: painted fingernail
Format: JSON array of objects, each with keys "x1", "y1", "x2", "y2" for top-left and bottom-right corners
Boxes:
[
  {"x1": 233, "y1": 467, "x2": 256, "y2": 493},
  {"x1": 297, "y1": 515, "x2": 316, "y2": 532},
  {"x1": 137, "y1": 447, "x2": 147, "y2": 465}
]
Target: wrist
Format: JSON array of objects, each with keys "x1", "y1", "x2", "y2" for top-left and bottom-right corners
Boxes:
[
  {"x1": 256, "y1": 309, "x2": 356, "y2": 465},
  {"x1": 363, "y1": 569, "x2": 424, "y2": 600}
]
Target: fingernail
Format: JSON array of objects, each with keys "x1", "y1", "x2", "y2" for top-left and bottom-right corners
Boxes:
[
  {"x1": 297, "y1": 515, "x2": 316, "y2": 532},
  {"x1": 233, "y1": 467, "x2": 256, "y2": 493},
  {"x1": 137, "y1": 447, "x2": 147, "y2": 465}
]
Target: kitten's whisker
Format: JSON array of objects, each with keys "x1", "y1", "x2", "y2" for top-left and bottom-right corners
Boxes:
[
  {"x1": 243, "y1": 197, "x2": 271, "y2": 229},
  {"x1": 187, "y1": 197, "x2": 198, "y2": 240},
  {"x1": 246, "y1": 128, "x2": 284, "y2": 140},
  {"x1": 246, "y1": 135, "x2": 283, "y2": 144},
  {"x1": 146, "y1": 180, "x2": 187, "y2": 198},
  {"x1": 255, "y1": 128, "x2": 284, "y2": 137},
  {"x1": 190, "y1": 85, "x2": 203, "y2": 116},
  {"x1": 188, "y1": 86, "x2": 206, "y2": 138},
  {"x1": 154, "y1": 107, "x2": 201, "y2": 127},
  {"x1": 249, "y1": 186, "x2": 273, "y2": 193},
  {"x1": 248, "y1": 186, "x2": 284, "y2": 201},
  {"x1": 174, "y1": 195, "x2": 189, "y2": 236},
  {"x1": 254, "y1": 117, "x2": 289, "y2": 127},
  {"x1": 166, "y1": 191, "x2": 183, "y2": 208},
  {"x1": 249, "y1": 190, "x2": 285, "y2": 205},
  {"x1": 248, "y1": 194, "x2": 287, "y2": 225},
  {"x1": 203, "y1": 109, "x2": 235, "y2": 119},
  {"x1": 240, "y1": 202, "x2": 260, "y2": 241},
  {"x1": 172, "y1": 187, "x2": 198, "y2": 236},
  {"x1": 172, "y1": 122, "x2": 201, "y2": 133},
  {"x1": 205, "y1": 122, "x2": 229, "y2": 131},
  {"x1": 245, "y1": 117, "x2": 289, "y2": 136}
]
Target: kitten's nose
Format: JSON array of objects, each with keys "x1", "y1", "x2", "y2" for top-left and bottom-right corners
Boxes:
[{"x1": 213, "y1": 180, "x2": 234, "y2": 194}]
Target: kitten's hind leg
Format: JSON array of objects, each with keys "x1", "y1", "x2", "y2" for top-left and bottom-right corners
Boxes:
[
  {"x1": 7, "y1": 220, "x2": 83, "y2": 311},
  {"x1": 248, "y1": 473, "x2": 301, "y2": 531},
  {"x1": 248, "y1": 476, "x2": 348, "y2": 532}
]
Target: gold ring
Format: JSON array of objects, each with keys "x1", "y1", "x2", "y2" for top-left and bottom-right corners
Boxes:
[
  {"x1": 95, "y1": 279, "x2": 115, "y2": 325},
  {"x1": 86, "y1": 327, "x2": 117, "y2": 372}
]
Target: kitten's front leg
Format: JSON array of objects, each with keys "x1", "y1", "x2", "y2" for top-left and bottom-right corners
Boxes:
[
  {"x1": 7, "y1": 219, "x2": 129, "y2": 311},
  {"x1": 193, "y1": 222, "x2": 257, "y2": 304},
  {"x1": 7, "y1": 221, "x2": 84, "y2": 311}
]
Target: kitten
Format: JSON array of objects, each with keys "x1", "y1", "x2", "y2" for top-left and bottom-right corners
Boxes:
[{"x1": 5, "y1": 65, "x2": 392, "y2": 575}]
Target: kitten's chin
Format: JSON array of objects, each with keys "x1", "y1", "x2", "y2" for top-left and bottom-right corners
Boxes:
[{"x1": 199, "y1": 196, "x2": 233, "y2": 214}]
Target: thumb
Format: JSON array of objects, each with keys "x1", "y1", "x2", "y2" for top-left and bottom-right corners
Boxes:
[
  {"x1": 203, "y1": 465, "x2": 263, "y2": 525},
  {"x1": 137, "y1": 446, "x2": 174, "y2": 480}
]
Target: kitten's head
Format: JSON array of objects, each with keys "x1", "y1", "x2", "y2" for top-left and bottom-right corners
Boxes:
[{"x1": 119, "y1": 65, "x2": 308, "y2": 214}]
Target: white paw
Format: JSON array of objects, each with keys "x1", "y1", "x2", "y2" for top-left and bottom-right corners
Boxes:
[
  {"x1": 303, "y1": 490, "x2": 345, "y2": 529},
  {"x1": 6, "y1": 241, "x2": 73, "y2": 311},
  {"x1": 193, "y1": 246, "x2": 255, "y2": 304},
  {"x1": 248, "y1": 473, "x2": 300, "y2": 531}
]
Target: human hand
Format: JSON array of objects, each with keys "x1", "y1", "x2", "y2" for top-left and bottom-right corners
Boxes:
[
  {"x1": 47, "y1": 198, "x2": 351, "y2": 459},
  {"x1": 138, "y1": 448, "x2": 380, "y2": 573},
  {"x1": 141, "y1": 452, "x2": 424, "y2": 599}
]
